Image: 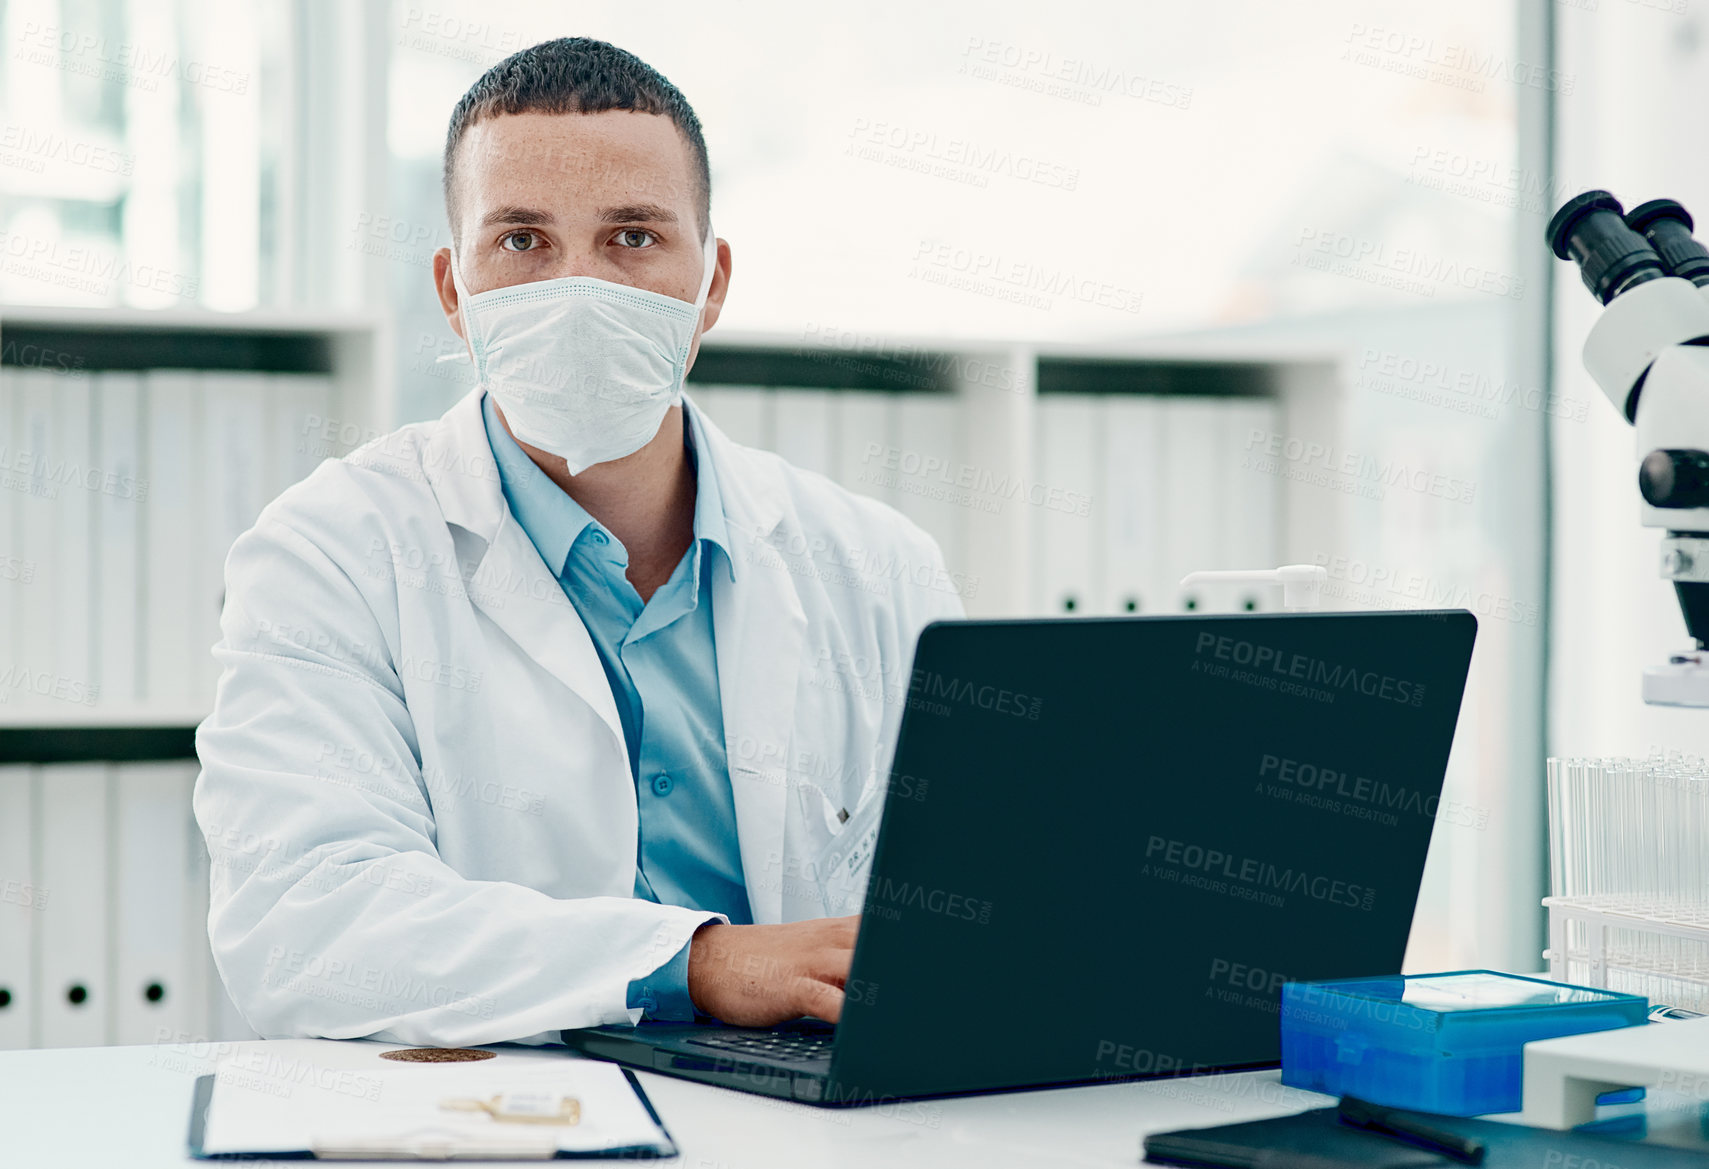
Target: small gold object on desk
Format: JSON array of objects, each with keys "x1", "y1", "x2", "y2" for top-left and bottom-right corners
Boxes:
[
  {"x1": 381, "y1": 1047, "x2": 496, "y2": 1063},
  {"x1": 439, "y1": 1091, "x2": 582, "y2": 1125}
]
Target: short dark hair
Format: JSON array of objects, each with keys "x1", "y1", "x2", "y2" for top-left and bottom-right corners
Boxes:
[{"x1": 442, "y1": 37, "x2": 710, "y2": 242}]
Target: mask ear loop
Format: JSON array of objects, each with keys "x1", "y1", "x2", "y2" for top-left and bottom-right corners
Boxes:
[
  {"x1": 438, "y1": 242, "x2": 476, "y2": 366},
  {"x1": 676, "y1": 226, "x2": 719, "y2": 396},
  {"x1": 692, "y1": 225, "x2": 718, "y2": 310}
]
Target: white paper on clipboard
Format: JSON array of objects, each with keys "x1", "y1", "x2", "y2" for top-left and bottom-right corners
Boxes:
[{"x1": 192, "y1": 1039, "x2": 673, "y2": 1160}]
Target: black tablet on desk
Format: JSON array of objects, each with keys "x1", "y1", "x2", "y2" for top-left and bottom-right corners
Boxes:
[{"x1": 1145, "y1": 1103, "x2": 1709, "y2": 1168}]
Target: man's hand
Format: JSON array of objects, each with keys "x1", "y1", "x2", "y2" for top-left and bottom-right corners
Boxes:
[{"x1": 686, "y1": 915, "x2": 859, "y2": 1026}]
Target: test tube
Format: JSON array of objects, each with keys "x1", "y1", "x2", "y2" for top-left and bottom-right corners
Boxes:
[{"x1": 1548, "y1": 757, "x2": 1564, "y2": 899}]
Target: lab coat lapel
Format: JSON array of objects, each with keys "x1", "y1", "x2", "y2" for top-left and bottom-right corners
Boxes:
[
  {"x1": 421, "y1": 389, "x2": 628, "y2": 762},
  {"x1": 471, "y1": 512, "x2": 629, "y2": 757},
  {"x1": 695, "y1": 398, "x2": 804, "y2": 925}
]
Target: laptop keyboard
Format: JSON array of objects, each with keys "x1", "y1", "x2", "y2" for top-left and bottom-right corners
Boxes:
[{"x1": 684, "y1": 1031, "x2": 834, "y2": 1063}]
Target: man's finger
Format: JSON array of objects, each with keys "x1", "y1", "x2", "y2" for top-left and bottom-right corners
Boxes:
[
  {"x1": 799, "y1": 978, "x2": 845, "y2": 1024},
  {"x1": 811, "y1": 948, "x2": 855, "y2": 987}
]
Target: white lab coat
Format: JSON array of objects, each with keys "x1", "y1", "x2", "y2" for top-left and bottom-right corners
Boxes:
[{"x1": 194, "y1": 388, "x2": 964, "y2": 1046}]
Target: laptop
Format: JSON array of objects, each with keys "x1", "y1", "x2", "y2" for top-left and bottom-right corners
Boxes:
[{"x1": 561, "y1": 610, "x2": 1478, "y2": 1106}]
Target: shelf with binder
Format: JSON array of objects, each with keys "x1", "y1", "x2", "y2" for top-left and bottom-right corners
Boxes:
[
  {"x1": 689, "y1": 334, "x2": 1338, "y2": 620},
  {"x1": 1, "y1": 316, "x2": 1340, "y2": 715},
  {"x1": 0, "y1": 757, "x2": 254, "y2": 1052},
  {"x1": 0, "y1": 305, "x2": 388, "y2": 729},
  {"x1": 1030, "y1": 354, "x2": 1315, "y2": 619},
  {"x1": 689, "y1": 333, "x2": 1033, "y2": 613},
  {"x1": 0, "y1": 307, "x2": 384, "y2": 1049}
]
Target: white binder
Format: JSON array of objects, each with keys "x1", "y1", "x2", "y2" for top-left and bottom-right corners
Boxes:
[
  {"x1": 894, "y1": 392, "x2": 966, "y2": 581},
  {"x1": 94, "y1": 371, "x2": 144, "y2": 706},
  {"x1": 183, "y1": 807, "x2": 214, "y2": 1042},
  {"x1": 1218, "y1": 398, "x2": 1282, "y2": 612},
  {"x1": 271, "y1": 372, "x2": 334, "y2": 496},
  {"x1": 180, "y1": 790, "x2": 257, "y2": 1044},
  {"x1": 1158, "y1": 397, "x2": 1227, "y2": 615},
  {"x1": 209, "y1": 972, "x2": 256, "y2": 1043},
  {"x1": 113, "y1": 762, "x2": 197, "y2": 1046},
  {"x1": 37, "y1": 764, "x2": 110, "y2": 1048},
  {"x1": 0, "y1": 385, "x2": 15, "y2": 685},
  {"x1": 0, "y1": 764, "x2": 35, "y2": 1049},
  {"x1": 142, "y1": 370, "x2": 202, "y2": 707},
  {"x1": 689, "y1": 385, "x2": 770, "y2": 450},
  {"x1": 770, "y1": 389, "x2": 834, "y2": 476},
  {"x1": 200, "y1": 373, "x2": 271, "y2": 698},
  {"x1": 1100, "y1": 394, "x2": 1164, "y2": 616},
  {"x1": 832, "y1": 391, "x2": 898, "y2": 506},
  {"x1": 56, "y1": 374, "x2": 94, "y2": 705},
  {"x1": 1034, "y1": 395, "x2": 1101, "y2": 615},
  {"x1": 14, "y1": 368, "x2": 89, "y2": 710}
]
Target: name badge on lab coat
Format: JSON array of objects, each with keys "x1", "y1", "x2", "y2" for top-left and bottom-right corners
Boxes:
[{"x1": 813, "y1": 784, "x2": 885, "y2": 917}]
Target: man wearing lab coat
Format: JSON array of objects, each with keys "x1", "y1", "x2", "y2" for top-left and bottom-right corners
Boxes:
[{"x1": 194, "y1": 38, "x2": 965, "y2": 1045}]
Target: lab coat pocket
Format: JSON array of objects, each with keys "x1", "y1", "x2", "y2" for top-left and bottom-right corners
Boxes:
[{"x1": 812, "y1": 782, "x2": 886, "y2": 918}]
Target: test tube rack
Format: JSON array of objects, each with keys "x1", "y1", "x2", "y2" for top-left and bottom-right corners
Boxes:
[{"x1": 1544, "y1": 755, "x2": 1709, "y2": 1013}]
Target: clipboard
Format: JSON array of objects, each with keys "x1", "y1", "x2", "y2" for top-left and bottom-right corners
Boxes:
[{"x1": 186, "y1": 1046, "x2": 678, "y2": 1161}]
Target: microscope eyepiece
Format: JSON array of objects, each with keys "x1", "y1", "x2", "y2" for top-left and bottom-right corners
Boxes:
[
  {"x1": 1640, "y1": 449, "x2": 1709, "y2": 510},
  {"x1": 1625, "y1": 199, "x2": 1709, "y2": 288},
  {"x1": 1548, "y1": 190, "x2": 1667, "y2": 304}
]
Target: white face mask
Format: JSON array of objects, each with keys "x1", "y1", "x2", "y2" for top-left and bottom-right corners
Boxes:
[{"x1": 448, "y1": 227, "x2": 718, "y2": 475}]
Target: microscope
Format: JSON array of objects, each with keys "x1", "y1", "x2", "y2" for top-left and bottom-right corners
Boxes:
[{"x1": 1550, "y1": 191, "x2": 1709, "y2": 706}]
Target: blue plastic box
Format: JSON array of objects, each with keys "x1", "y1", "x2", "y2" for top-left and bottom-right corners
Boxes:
[{"x1": 1279, "y1": 970, "x2": 1647, "y2": 1116}]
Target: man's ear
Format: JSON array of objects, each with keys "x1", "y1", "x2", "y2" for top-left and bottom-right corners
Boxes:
[
  {"x1": 433, "y1": 246, "x2": 466, "y2": 343},
  {"x1": 685, "y1": 238, "x2": 730, "y2": 376},
  {"x1": 698, "y1": 237, "x2": 732, "y2": 334}
]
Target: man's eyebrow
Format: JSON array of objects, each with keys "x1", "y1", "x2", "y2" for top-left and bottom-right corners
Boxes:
[
  {"x1": 479, "y1": 205, "x2": 555, "y2": 228},
  {"x1": 600, "y1": 203, "x2": 679, "y2": 225}
]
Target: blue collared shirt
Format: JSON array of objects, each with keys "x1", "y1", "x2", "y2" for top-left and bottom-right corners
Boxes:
[{"x1": 481, "y1": 392, "x2": 752, "y2": 1020}]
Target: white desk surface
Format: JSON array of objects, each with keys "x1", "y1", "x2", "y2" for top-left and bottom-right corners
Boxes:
[{"x1": 0, "y1": 1038, "x2": 1332, "y2": 1167}]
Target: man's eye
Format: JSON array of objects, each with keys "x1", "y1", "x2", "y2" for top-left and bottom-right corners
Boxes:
[
  {"x1": 500, "y1": 231, "x2": 542, "y2": 252},
  {"x1": 615, "y1": 229, "x2": 655, "y2": 249}
]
